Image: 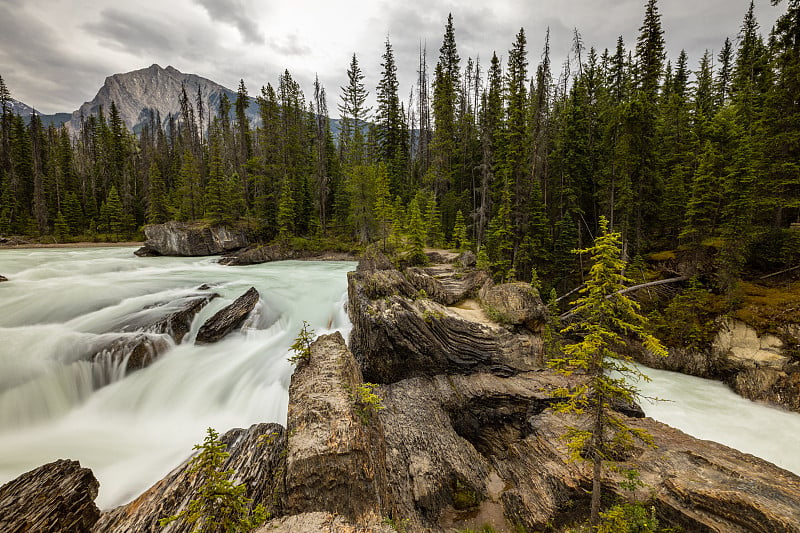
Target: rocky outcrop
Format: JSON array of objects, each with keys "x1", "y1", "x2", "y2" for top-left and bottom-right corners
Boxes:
[
  {"x1": 285, "y1": 332, "x2": 390, "y2": 524},
  {"x1": 0, "y1": 459, "x2": 100, "y2": 533},
  {"x1": 135, "y1": 221, "x2": 249, "y2": 257},
  {"x1": 219, "y1": 243, "x2": 355, "y2": 266},
  {"x1": 403, "y1": 264, "x2": 489, "y2": 306},
  {"x1": 349, "y1": 276, "x2": 542, "y2": 384},
  {"x1": 118, "y1": 293, "x2": 218, "y2": 344},
  {"x1": 478, "y1": 280, "x2": 548, "y2": 332},
  {"x1": 258, "y1": 512, "x2": 394, "y2": 533},
  {"x1": 195, "y1": 287, "x2": 259, "y2": 344},
  {"x1": 94, "y1": 423, "x2": 286, "y2": 533}
]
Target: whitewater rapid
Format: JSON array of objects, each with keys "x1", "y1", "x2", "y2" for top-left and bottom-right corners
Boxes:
[{"x1": 0, "y1": 247, "x2": 354, "y2": 508}]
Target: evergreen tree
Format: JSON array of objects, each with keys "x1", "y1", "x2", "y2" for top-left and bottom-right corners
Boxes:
[
  {"x1": 549, "y1": 216, "x2": 666, "y2": 526},
  {"x1": 430, "y1": 14, "x2": 461, "y2": 197},
  {"x1": 376, "y1": 37, "x2": 408, "y2": 194},
  {"x1": 146, "y1": 162, "x2": 168, "y2": 224},
  {"x1": 159, "y1": 428, "x2": 267, "y2": 532},
  {"x1": 338, "y1": 54, "x2": 371, "y2": 167}
]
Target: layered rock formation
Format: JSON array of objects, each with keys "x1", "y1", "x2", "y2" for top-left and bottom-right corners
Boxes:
[
  {"x1": 0, "y1": 459, "x2": 100, "y2": 532},
  {"x1": 219, "y1": 243, "x2": 355, "y2": 266},
  {"x1": 135, "y1": 221, "x2": 250, "y2": 257}
]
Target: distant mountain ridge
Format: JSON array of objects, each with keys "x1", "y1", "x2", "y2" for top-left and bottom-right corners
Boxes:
[
  {"x1": 11, "y1": 64, "x2": 342, "y2": 137},
  {"x1": 67, "y1": 64, "x2": 250, "y2": 133}
]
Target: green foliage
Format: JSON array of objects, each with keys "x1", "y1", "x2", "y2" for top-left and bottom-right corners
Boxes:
[
  {"x1": 452, "y1": 479, "x2": 481, "y2": 510},
  {"x1": 597, "y1": 502, "x2": 660, "y2": 533},
  {"x1": 649, "y1": 278, "x2": 723, "y2": 351},
  {"x1": 288, "y1": 321, "x2": 315, "y2": 364},
  {"x1": 354, "y1": 382, "x2": 384, "y2": 424},
  {"x1": 159, "y1": 428, "x2": 268, "y2": 532},
  {"x1": 383, "y1": 516, "x2": 411, "y2": 532}
]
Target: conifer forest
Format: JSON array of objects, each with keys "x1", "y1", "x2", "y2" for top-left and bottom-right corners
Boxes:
[{"x1": 1, "y1": 0, "x2": 799, "y2": 293}]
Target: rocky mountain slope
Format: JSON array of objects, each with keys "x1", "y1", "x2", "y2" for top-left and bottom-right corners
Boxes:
[{"x1": 66, "y1": 64, "x2": 249, "y2": 133}]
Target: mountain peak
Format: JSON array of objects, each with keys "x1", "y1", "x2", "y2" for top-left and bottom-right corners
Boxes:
[{"x1": 68, "y1": 65, "x2": 235, "y2": 133}]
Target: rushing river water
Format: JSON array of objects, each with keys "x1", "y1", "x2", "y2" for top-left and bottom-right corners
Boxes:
[
  {"x1": 0, "y1": 247, "x2": 354, "y2": 509},
  {"x1": 1, "y1": 247, "x2": 799, "y2": 511}
]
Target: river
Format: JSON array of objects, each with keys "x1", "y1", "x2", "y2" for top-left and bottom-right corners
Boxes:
[{"x1": 0, "y1": 247, "x2": 799, "y2": 511}]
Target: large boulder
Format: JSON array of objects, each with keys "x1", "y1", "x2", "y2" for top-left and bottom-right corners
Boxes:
[
  {"x1": 0, "y1": 459, "x2": 100, "y2": 532},
  {"x1": 285, "y1": 332, "x2": 390, "y2": 524},
  {"x1": 478, "y1": 280, "x2": 548, "y2": 332},
  {"x1": 195, "y1": 287, "x2": 259, "y2": 344},
  {"x1": 94, "y1": 423, "x2": 286, "y2": 533},
  {"x1": 135, "y1": 221, "x2": 249, "y2": 257}
]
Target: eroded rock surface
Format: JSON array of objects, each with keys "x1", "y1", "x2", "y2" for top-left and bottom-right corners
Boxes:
[
  {"x1": 478, "y1": 280, "x2": 548, "y2": 332},
  {"x1": 195, "y1": 287, "x2": 259, "y2": 344},
  {"x1": 0, "y1": 459, "x2": 100, "y2": 533},
  {"x1": 135, "y1": 221, "x2": 249, "y2": 257},
  {"x1": 348, "y1": 251, "x2": 542, "y2": 383},
  {"x1": 285, "y1": 332, "x2": 390, "y2": 524}
]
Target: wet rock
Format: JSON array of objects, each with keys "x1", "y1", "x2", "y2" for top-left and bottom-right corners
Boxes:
[
  {"x1": 478, "y1": 280, "x2": 548, "y2": 332},
  {"x1": 219, "y1": 243, "x2": 356, "y2": 266},
  {"x1": 195, "y1": 287, "x2": 259, "y2": 344},
  {"x1": 285, "y1": 332, "x2": 390, "y2": 524},
  {"x1": 90, "y1": 333, "x2": 172, "y2": 376},
  {"x1": 0, "y1": 459, "x2": 100, "y2": 533},
  {"x1": 0, "y1": 274, "x2": 7, "y2": 282},
  {"x1": 729, "y1": 367, "x2": 800, "y2": 411},
  {"x1": 119, "y1": 293, "x2": 218, "y2": 344},
  {"x1": 94, "y1": 423, "x2": 285, "y2": 533},
  {"x1": 135, "y1": 221, "x2": 249, "y2": 257}
]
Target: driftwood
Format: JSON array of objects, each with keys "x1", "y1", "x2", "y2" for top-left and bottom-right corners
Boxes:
[
  {"x1": 559, "y1": 276, "x2": 689, "y2": 321},
  {"x1": 759, "y1": 264, "x2": 800, "y2": 280}
]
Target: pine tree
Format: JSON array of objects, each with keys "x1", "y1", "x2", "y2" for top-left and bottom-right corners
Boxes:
[
  {"x1": 104, "y1": 185, "x2": 124, "y2": 238},
  {"x1": 376, "y1": 38, "x2": 408, "y2": 194},
  {"x1": 338, "y1": 54, "x2": 371, "y2": 167},
  {"x1": 159, "y1": 428, "x2": 267, "y2": 532},
  {"x1": 406, "y1": 195, "x2": 428, "y2": 265},
  {"x1": 430, "y1": 14, "x2": 461, "y2": 198},
  {"x1": 549, "y1": 216, "x2": 666, "y2": 525},
  {"x1": 451, "y1": 209, "x2": 471, "y2": 251}
]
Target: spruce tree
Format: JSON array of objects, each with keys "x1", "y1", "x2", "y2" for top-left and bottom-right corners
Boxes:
[
  {"x1": 549, "y1": 216, "x2": 666, "y2": 525},
  {"x1": 338, "y1": 54, "x2": 371, "y2": 167}
]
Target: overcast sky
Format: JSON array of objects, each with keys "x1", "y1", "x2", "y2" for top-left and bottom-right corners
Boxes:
[{"x1": 0, "y1": 0, "x2": 784, "y2": 115}]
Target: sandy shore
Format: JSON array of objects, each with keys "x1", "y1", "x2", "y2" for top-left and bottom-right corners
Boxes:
[{"x1": 0, "y1": 241, "x2": 143, "y2": 250}]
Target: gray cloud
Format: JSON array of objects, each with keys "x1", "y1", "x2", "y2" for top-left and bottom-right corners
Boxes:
[
  {"x1": 193, "y1": 0, "x2": 264, "y2": 44},
  {"x1": 83, "y1": 9, "x2": 175, "y2": 56},
  {"x1": 0, "y1": 4, "x2": 111, "y2": 112},
  {"x1": 270, "y1": 34, "x2": 312, "y2": 56}
]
